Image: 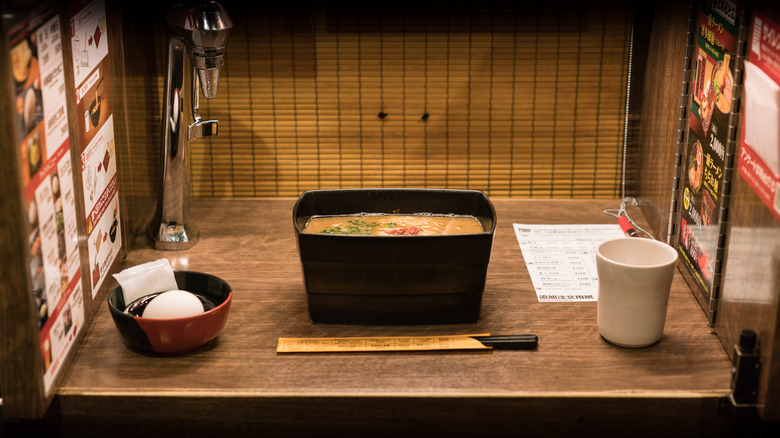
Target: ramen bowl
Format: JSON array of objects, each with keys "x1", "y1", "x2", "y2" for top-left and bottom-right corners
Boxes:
[
  {"x1": 293, "y1": 188, "x2": 496, "y2": 325},
  {"x1": 108, "y1": 271, "x2": 232, "y2": 355}
]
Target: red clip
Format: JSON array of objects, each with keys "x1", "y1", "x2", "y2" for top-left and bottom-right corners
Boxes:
[{"x1": 618, "y1": 216, "x2": 639, "y2": 237}]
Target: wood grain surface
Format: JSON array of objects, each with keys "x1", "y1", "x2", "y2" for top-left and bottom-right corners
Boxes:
[
  {"x1": 635, "y1": 0, "x2": 692, "y2": 241},
  {"x1": 24, "y1": 198, "x2": 735, "y2": 437}
]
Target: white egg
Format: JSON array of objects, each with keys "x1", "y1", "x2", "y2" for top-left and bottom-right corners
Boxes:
[{"x1": 142, "y1": 290, "x2": 205, "y2": 319}]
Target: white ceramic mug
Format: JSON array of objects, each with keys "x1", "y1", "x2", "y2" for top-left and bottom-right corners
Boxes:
[{"x1": 596, "y1": 237, "x2": 679, "y2": 348}]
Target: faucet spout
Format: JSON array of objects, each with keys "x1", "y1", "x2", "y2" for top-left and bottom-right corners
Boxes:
[
  {"x1": 192, "y1": 47, "x2": 224, "y2": 99},
  {"x1": 188, "y1": 73, "x2": 219, "y2": 141}
]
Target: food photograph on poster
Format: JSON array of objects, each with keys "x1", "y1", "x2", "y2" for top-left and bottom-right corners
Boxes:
[{"x1": 677, "y1": 0, "x2": 740, "y2": 305}]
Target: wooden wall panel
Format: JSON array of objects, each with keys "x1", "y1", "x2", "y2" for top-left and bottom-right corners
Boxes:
[
  {"x1": 114, "y1": 0, "x2": 165, "y2": 240},
  {"x1": 634, "y1": 0, "x2": 694, "y2": 241},
  {"x1": 118, "y1": 1, "x2": 633, "y2": 236}
]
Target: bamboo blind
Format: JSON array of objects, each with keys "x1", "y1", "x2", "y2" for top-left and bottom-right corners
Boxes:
[{"x1": 188, "y1": 1, "x2": 632, "y2": 198}]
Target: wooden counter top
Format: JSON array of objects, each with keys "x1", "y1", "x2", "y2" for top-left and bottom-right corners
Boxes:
[{"x1": 45, "y1": 199, "x2": 733, "y2": 437}]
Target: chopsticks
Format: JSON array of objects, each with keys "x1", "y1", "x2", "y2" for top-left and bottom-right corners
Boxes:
[{"x1": 276, "y1": 333, "x2": 538, "y2": 353}]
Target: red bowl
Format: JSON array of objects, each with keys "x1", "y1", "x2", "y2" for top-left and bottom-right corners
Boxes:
[{"x1": 108, "y1": 270, "x2": 232, "y2": 355}]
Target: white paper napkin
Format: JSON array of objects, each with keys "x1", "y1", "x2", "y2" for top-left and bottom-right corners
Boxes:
[{"x1": 112, "y1": 258, "x2": 178, "y2": 305}]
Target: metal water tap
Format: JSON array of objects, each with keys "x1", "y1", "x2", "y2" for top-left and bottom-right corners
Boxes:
[{"x1": 148, "y1": 1, "x2": 233, "y2": 250}]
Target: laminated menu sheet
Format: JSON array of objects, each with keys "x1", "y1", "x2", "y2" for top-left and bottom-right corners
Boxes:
[
  {"x1": 8, "y1": 3, "x2": 86, "y2": 396},
  {"x1": 513, "y1": 224, "x2": 624, "y2": 302},
  {"x1": 70, "y1": 0, "x2": 123, "y2": 297}
]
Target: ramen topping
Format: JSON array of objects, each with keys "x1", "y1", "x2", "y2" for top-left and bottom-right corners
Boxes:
[{"x1": 304, "y1": 214, "x2": 484, "y2": 235}]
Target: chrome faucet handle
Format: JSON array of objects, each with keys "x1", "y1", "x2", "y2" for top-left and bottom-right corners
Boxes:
[
  {"x1": 187, "y1": 70, "x2": 219, "y2": 140},
  {"x1": 189, "y1": 119, "x2": 218, "y2": 140}
]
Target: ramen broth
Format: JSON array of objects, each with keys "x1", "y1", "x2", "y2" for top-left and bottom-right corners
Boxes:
[{"x1": 303, "y1": 214, "x2": 485, "y2": 235}]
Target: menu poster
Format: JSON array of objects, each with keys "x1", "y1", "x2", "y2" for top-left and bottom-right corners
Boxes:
[
  {"x1": 738, "y1": 10, "x2": 780, "y2": 222},
  {"x1": 678, "y1": 0, "x2": 741, "y2": 310},
  {"x1": 68, "y1": 0, "x2": 122, "y2": 297},
  {"x1": 7, "y1": 3, "x2": 86, "y2": 394}
]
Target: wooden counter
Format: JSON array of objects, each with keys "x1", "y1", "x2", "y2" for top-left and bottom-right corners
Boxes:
[{"x1": 35, "y1": 199, "x2": 734, "y2": 436}]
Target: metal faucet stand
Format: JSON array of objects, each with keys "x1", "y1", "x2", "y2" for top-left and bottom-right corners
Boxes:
[{"x1": 147, "y1": 1, "x2": 232, "y2": 250}]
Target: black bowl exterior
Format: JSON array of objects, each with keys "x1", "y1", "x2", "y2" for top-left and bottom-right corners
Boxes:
[
  {"x1": 108, "y1": 286, "x2": 154, "y2": 351},
  {"x1": 293, "y1": 188, "x2": 496, "y2": 325},
  {"x1": 107, "y1": 270, "x2": 232, "y2": 355}
]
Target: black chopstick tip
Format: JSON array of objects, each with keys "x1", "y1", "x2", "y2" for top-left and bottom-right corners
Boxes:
[{"x1": 472, "y1": 334, "x2": 538, "y2": 350}]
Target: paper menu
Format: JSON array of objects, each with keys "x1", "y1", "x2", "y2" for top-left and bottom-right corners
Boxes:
[
  {"x1": 69, "y1": 0, "x2": 122, "y2": 297},
  {"x1": 513, "y1": 224, "x2": 624, "y2": 302}
]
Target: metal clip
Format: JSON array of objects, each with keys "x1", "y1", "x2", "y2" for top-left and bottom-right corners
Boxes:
[
  {"x1": 718, "y1": 330, "x2": 761, "y2": 430},
  {"x1": 603, "y1": 197, "x2": 655, "y2": 239}
]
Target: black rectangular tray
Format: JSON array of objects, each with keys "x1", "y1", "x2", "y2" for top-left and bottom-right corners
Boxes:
[{"x1": 293, "y1": 188, "x2": 496, "y2": 325}]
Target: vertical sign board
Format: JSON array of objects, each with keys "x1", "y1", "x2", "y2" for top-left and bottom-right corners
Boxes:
[
  {"x1": 5, "y1": 2, "x2": 86, "y2": 396},
  {"x1": 679, "y1": 0, "x2": 742, "y2": 322},
  {"x1": 1, "y1": 0, "x2": 125, "y2": 416},
  {"x1": 68, "y1": 0, "x2": 122, "y2": 298},
  {"x1": 739, "y1": 10, "x2": 780, "y2": 221}
]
